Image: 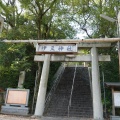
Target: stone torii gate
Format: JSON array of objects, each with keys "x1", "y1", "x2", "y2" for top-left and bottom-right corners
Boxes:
[
  {"x1": 1, "y1": 38, "x2": 120, "y2": 120},
  {"x1": 34, "y1": 41, "x2": 111, "y2": 120}
]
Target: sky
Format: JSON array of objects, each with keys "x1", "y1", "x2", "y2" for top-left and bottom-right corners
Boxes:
[{"x1": 75, "y1": 32, "x2": 87, "y2": 39}]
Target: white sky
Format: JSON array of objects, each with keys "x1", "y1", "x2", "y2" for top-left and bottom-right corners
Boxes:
[{"x1": 76, "y1": 32, "x2": 87, "y2": 39}]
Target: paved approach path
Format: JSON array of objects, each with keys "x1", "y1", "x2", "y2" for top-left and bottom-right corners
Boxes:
[
  {"x1": 0, "y1": 115, "x2": 110, "y2": 120},
  {"x1": 0, "y1": 115, "x2": 94, "y2": 120},
  {"x1": 0, "y1": 114, "x2": 40, "y2": 120}
]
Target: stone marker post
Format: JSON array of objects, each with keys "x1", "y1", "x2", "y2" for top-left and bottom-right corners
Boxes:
[{"x1": 18, "y1": 71, "x2": 26, "y2": 88}]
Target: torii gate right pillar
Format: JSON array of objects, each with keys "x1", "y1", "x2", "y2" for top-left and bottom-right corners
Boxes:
[{"x1": 91, "y1": 47, "x2": 103, "y2": 119}]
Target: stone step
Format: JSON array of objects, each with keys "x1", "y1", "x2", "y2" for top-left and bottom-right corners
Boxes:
[{"x1": 41, "y1": 116, "x2": 93, "y2": 120}]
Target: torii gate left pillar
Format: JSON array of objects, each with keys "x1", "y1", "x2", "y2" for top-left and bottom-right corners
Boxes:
[{"x1": 34, "y1": 54, "x2": 51, "y2": 116}]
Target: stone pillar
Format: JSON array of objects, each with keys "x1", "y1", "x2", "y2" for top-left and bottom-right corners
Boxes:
[
  {"x1": 91, "y1": 47, "x2": 103, "y2": 119},
  {"x1": 18, "y1": 71, "x2": 25, "y2": 88},
  {"x1": 34, "y1": 54, "x2": 51, "y2": 116},
  {"x1": 83, "y1": 62, "x2": 89, "y2": 67},
  {"x1": 111, "y1": 87, "x2": 115, "y2": 115},
  {"x1": 0, "y1": 16, "x2": 4, "y2": 33}
]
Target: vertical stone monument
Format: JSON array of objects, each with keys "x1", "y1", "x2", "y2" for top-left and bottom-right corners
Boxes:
[{"x1": 1, "y1": 88, "x2": 30, "y2": 115}]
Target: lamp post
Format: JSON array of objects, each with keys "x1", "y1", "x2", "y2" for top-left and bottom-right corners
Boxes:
[
  {"x1": 100, "y1": 14, "x2": 116, "y2": 23},
  {"x1": 100, "y1": 11, "x2": 120, "y2": 79},
  {"x1": 100, "y1": 11, "x2": 120, "y2": 117},
  {"x1": 0, "y1": 16, "x2": 4, "y2": 33},
  {"x1": 100, "y1": 11, "x2": 120, "y2": 35}
]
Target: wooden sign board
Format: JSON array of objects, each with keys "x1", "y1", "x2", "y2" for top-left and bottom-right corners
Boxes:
[
  {"x1": 5, "y1": 89, "x2": 29, "y2": 106},
  {"x1": 36, "y1": 43, "x2": 77, "y2": 54},
  {"x1": 114, "y1": 92, "x2": 120, "y2": 107}
]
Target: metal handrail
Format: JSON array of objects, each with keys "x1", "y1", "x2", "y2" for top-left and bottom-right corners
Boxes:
[
  {"x1": 68, "y1": 64, "x2": 77, "y2": 117},
  {"x1": 88, "y1": 67, "x2": 92, "y2": 97},
  {"x1": 44, "y1": 64, "x2": 65, "y2": 110}
]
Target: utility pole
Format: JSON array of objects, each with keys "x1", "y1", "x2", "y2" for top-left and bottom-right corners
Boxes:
[
  {"x1": 117, "y1": 11, "x2": 120, "y2": 79},
  {"x1": 118, "y1": 11, "x2": 120, "y2": 36}
]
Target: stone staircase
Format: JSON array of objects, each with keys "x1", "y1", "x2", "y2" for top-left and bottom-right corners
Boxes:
[{"x1": 44, "y1": 67, "x2": 93, "y2": 119}]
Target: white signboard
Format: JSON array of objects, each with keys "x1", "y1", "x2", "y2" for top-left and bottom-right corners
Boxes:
[
  {"x1": 36, "y1": 44, "x2": 77, "y2": 54},
  {"x1": 114, "y1": 92, "x2": 120, "y2": 107}
]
